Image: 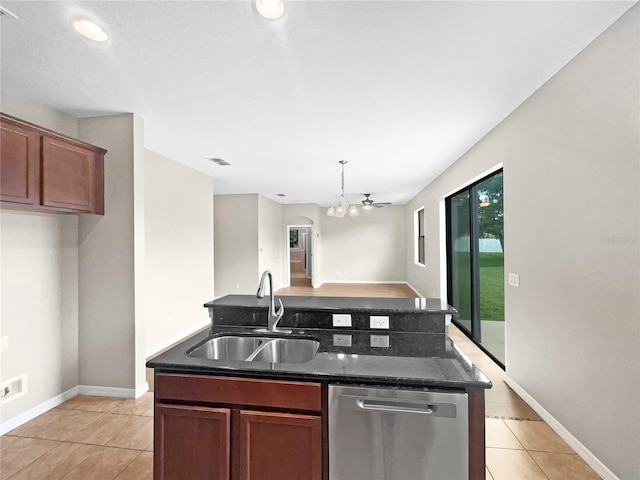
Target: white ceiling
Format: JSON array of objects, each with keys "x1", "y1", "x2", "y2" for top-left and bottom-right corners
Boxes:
[{"x1": 0, "y1": 1, "x2": 635, "y2": 206}]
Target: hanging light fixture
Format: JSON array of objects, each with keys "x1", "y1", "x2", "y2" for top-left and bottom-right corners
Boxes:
[
  {"x1": 479, "y1": 194, "x2": 491, "y2": 207},
  {"x1": 326, "y1": 160, "x2": 358, "y2": 218}
]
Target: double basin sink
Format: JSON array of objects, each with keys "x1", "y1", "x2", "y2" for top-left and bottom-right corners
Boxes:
[{"x1": 188, "y1": 335, "x2": 320, "y2": 364}]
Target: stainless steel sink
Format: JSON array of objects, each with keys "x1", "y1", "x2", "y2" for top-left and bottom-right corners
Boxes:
[
  {"x1": 247, "y1": 338, "x2": 320, "y2": 364},
  {"x1": 188, "y1": 336, "x2": 263, "y2": 361},
  {"x1": 187, "y1": 335, "x2": 319, "y2": 364}
]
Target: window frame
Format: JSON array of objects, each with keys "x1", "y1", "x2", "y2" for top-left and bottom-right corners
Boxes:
[{"x1": 414, "y1": 207, "x2": 426, "y2": 267}]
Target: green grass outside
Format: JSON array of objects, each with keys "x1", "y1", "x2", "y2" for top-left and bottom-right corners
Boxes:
[
  {"x1": 451, "y1": 252, "x2": 504, "y2": 322},
  {"x1": 479, "y1": 253, "x2": 504, "y2": 321}
]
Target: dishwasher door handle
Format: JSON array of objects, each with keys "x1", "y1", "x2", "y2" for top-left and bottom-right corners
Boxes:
[{"x1": 356, "y1": 398, "x2": 435, "y2": 414}]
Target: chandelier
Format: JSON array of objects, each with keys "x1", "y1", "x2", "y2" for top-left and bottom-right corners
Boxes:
[{"x1": 326, "y1": 160, "x2": 359, "y2": 218}]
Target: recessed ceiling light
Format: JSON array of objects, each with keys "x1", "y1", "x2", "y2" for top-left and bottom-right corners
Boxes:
[
  {"x1": 73, "y1": 19, "x2": 108, "y2": 42},
  {"x1": 256, "y1": 0, "x2": 285, "y2": 20}
]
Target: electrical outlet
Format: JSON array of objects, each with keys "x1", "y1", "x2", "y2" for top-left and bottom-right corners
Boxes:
[
  {"x1": 370, "y1": 335, "x2": 390, "y2": 348},
  {"x1": 333, "y1": 334, "x2": 352, "y2": 347},
  {"x1": 235, "y1": 283, "x2": 240, "y2": 289},
  {"x1": 508, "y1": 273, "x2": 520, "y2": 287},
  {"x1": 0, "y1": 336, "x2": 8, "y2": 353},
  {"x1": 1, "y1": 374, "x2": 27, "y2": 404},
  {"x1": 332, "y1": 314, "x2": 352, "y2": 327},
  {"x1": 370, "y1": 316, "x2": 390, "y2": 329}
]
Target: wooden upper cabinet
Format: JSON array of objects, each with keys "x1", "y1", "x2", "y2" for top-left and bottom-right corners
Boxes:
[
  {"x1": 0, "y1": 113, "x2": 106, "y2": 214},
  {"x1": 0, "y1": 118, "x2": 41, "y2": 205}
]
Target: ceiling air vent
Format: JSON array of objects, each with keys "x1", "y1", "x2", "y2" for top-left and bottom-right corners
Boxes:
[
  {"x1": 208, "y1": 157, "x2": 231, "y2": 166},
  {"x1": 276, "y1": 193, "x2": 286, "y2": 197},
  {"x1": 0, "y1": 6, "x2": 19, "y2": 19}
]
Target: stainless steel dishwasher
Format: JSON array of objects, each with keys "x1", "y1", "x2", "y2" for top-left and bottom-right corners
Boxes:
[{"x1": 328, "y1": 385, "x2": 468, "y2": 480}]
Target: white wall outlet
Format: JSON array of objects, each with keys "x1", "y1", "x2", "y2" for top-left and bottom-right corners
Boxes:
[
  {"x1": 370, "y1": 316, "x2": 390, "y2": 329},
  {"x1": 370, "y1": 335, "x2": 390, "y2": 348},
  {"x1": 332, "y1": 314, "x2": 352, "y2": 327},
  {"x1": 1, "y1": 374, "x2": 27, "y2": 404},
  {"x1": 235, "y1": 283, "x2": 240, "y2": 289},
  {"x1": 0, "y1": 336, "x2": 8, "y2": 353},
  {"x1": 508, "y1": 273, "x2": 520, "y2": 288},
  {"x1": 333, "y1": 334, "x2": 352, "y2": 347}
]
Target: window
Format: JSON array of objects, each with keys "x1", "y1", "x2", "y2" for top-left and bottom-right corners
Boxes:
[{"x1": 415, "y1": 207, "x2": 425, "y2": 265}]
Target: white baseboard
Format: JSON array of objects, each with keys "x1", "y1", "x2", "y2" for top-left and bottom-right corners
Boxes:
[
  {"x1": 77, "y1": 384, "x2": 138, "y2": 399},
  {"x1": 321, "y1": 280, "x2": 411, "y2": 285},
  {"x1": 0, "y1": 385, "x2": 79, "y2": 435},
  {"x1": 503, "y1": 375, "x2": 619, "y2": 480},
  {"x1": 145, "y1": 320, "x2": 210, "y2": 358}
]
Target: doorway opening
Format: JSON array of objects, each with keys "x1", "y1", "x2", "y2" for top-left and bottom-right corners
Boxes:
[
  {"x1": 286, "y1": 225, "x2": 314, "y2": 288},
  {"x1": 446, "y1": 169, "x2": 504, "y2": 367}
]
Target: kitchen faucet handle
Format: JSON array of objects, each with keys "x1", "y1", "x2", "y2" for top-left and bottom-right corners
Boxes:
[{"x1": 276, "y1": 298, "x2": 284, "y2": 320}]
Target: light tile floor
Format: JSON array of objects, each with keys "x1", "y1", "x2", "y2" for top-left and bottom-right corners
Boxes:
[
  {"x1": 1, "y1": 394, "x2": 153, "y2": 480},
  {"x1": 1, "y1": 323, "x2": 601, "y2": 480}
]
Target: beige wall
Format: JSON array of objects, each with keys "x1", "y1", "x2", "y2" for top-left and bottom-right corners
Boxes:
[
  {"x1": 78, "y1": 114, "x2": 143, "y2": 392},
  {"x1": 258, "y1": 195, "x2": 284, "y2": 290},
  {"x1": 144, "y1": 149, "x2": 214, "y2": 356},
  {"x1": 0, "y1": 95, "x2": 78, "y2": 138},
  {"x1": 406, "y1": 6, "x2": 639, "y2": 477},
  {"x1": 214, "y1": 194, "x2": 259, "y2": 296},
  {"x1": 0, "y1": 211, "x2": 79, "y2": 421},
  {"x1": 0, "y1": 97, "x2": 80, "y2": 423},
  {"x1": 321, "y1": 205, "x2": 407, "y2": 283}
]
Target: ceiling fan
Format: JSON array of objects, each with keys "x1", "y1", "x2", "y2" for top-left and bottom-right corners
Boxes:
[{"x1": 361, "y1": 193, "x2": 391, "y2": 210}]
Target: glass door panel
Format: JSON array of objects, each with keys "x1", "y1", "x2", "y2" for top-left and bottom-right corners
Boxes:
[
  {"x1": 448, "y1": 191, "x2": 472, "y2": 334},
  {"x1": 477, "y1": 172, "x2": 505, "y2": 364}
]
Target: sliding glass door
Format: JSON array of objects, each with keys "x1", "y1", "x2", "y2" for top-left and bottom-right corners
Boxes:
[{"x1": 446, "y1": 170, "x2": 504, "y2": 366}]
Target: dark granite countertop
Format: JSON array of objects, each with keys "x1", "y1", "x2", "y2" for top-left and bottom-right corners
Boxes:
[
  {"x1": 204, "y1": 295, "x2": 457, "y2": 314},
  {"x1": 147, "y1": 325, "x2": 491, "y2": 390}
]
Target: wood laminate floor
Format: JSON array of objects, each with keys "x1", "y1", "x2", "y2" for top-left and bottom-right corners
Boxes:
[{"x1": 1, "y1": 284, "x2": 600, "y2": 479}]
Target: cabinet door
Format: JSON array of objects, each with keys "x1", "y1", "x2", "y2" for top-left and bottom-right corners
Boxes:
[
  {"x1": 155, "y1": 404, "x2": 230, "y2": 480},
  {"x1": 238, "y1": 410, "x2": 322, "y2": 480},
  {"x1": 41, "y1": 136, "x2": 98, "y2": 212},
  {"x1": 0, "y1": 119, "x2": 40, "y2": 205}
]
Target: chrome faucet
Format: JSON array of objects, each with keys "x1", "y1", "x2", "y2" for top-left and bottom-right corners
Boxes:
[{"x1": 256, "y1": 270, "x2": 288, "y2": 333}]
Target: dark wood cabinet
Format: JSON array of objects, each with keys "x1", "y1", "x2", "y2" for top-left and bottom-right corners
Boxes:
[
  {"x1": 154, "y1": 373, "x2": 323, "y2": 480},
  {"x1": 0, "y1": 113, "x2": 106, "y2": 214},
  {"x1": 238, "y1": 410, "x2": 322, "y2": 480},
  {"x1": 155, "y1": 404, "x2": 230, "y2": 480},
  {"x1": 0, "y1": 119, "x2": 41, "y2": 205}
]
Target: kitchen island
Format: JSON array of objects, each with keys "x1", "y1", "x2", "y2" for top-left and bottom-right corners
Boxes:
[{"x1": 147, "y1": 295, "x2": 491, "y2": 480}]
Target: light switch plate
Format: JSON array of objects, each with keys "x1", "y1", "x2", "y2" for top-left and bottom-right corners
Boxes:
[
  {"x1": 332, "y1": 314, "x2": 352, "y2": 327},
  {"x1": 370, "y1": 316, "x2": 390, "y2": 329},
  {"x1": 333, "y1": 334, "x2": 352, "y2": 347},
  {"x1": 370, "y1": 335, "x2": 390, "y2": 348},
  {"x1": 508, "y1": 273, "x2": 520, "y2": 287}
]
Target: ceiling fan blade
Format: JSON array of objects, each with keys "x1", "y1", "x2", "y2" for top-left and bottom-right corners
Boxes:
[{"x1": 374, "y1": 202, "x2": 392, "y2": 206}]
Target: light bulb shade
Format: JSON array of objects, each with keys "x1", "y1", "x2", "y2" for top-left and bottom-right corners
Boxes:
[
  {"x1": 73, "y1": 19, "x2": 108, "y2": 42},
  {"x1": 335, "y1": 205, "x2": 346, "y2": 218},
  {"x1": 348, "y1": 205, "x2": 359, "y2": 216},
  {"x1": 256, "y1": 0, "x2": 285, "y2": 19},
  {"x1": 479, "y1": 194, "x2": 490, "y2": 207},
  {"x1": 363, "y1": 204, "x2": 373, "y2": 211},
  {"x1": 326, "y1": 206, "x2": 336, "y2": 217}
]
